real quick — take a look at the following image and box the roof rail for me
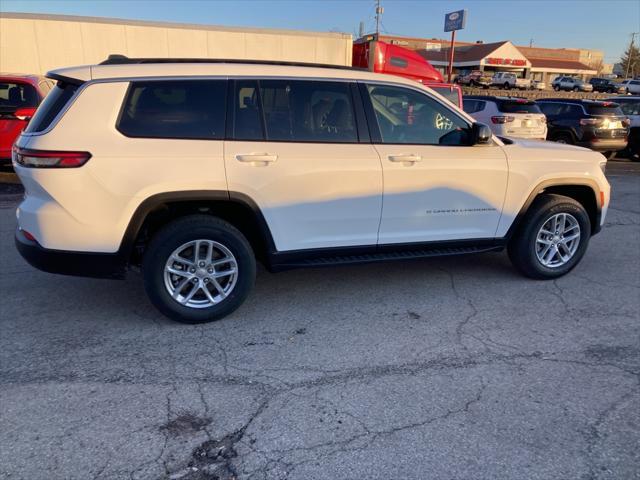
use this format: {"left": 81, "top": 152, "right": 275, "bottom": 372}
{"left": 99, "top": 54, "right": 363, "bottom": 71}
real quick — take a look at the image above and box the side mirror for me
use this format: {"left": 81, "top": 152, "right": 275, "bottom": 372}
{"left": 14, "top": 107, "right": 37, "bottom": 122}
{"left": 472, "top": 122, "right": 493, "bottom": 145}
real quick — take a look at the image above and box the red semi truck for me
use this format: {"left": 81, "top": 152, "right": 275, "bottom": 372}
{"left": 352, "top": 36, "right": 462, "bottom": 107}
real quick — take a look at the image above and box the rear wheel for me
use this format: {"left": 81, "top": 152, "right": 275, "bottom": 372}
{"left": 142, "top": 215, "right": 256, "bottom": 324}
{"left": 573, "top": 86, "right": 579, "bottom": 92}
{"left": 552, "top": 132, "right": 574, "bottom": 144}
{"left": 504, "top": 82, "right": 510, "bottom": 90}
{"left": 508, "top": 194, "right": 591, "bottom": 279}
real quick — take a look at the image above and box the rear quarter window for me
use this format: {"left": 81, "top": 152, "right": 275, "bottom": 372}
{"left": 23, "top": 82, "right": 78, "bottom": 133}
{"left": 117, "top": 80, "right": 227, "bottom": 139}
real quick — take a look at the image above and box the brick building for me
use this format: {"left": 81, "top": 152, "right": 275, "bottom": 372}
{"left": 372, "top": 34, "right": 606, "bottom": 82}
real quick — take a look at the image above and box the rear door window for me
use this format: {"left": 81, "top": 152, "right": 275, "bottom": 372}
{"left": 118, "top": 80, "right": 227, "bottom": 139}
{"left": 259, "top": 80, "right": 358, "bottom": 143}
{"left": 23, "top": 82, "right": 78, "bottom": 133}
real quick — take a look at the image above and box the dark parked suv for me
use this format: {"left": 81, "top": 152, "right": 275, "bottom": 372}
{"left": 589, "top": 77, "right": 625, "bottom": 94}
{"left": 537, "top": 99, "right": 629, "bottom": 157}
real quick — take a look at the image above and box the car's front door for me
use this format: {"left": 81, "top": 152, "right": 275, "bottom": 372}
{"left": 224, "top": 79, "right": 383, "bottom": 252}
{"left": 361, "top": 82, "right": 508, "bottom": 244}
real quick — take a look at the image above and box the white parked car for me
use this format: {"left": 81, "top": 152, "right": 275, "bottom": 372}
{"left": 618, "top": 79, "right": 640, "bottom": 95}
{"left": 531, "top": 80, "right": 546, "bottom": 91}
{"left": 463, "top": 96, "right": 547, "bottom": 140}
{"left": 491, "top": 72, "right": 531, "bottom": 90}
{"left": 13, "top": 57, "right": 610, "bottom": 323}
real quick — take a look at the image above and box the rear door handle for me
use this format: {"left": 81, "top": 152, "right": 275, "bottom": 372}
{"left": 235, "top": 153, "right": 278, "bottom": 165}
{"left": 388, "top": 154, "right": 422, "bottom": 164}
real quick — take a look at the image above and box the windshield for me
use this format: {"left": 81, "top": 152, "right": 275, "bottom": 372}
{"left": 429, "top": 86, "right": 460, "bottom": 107}
{"left": 585, "top": 104, "right": 625, "bottom": 116}
{"left": 0, "top": 82, "right": 38, "bottom": 112}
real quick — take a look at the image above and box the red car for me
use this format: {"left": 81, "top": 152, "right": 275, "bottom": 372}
{"left": 1, "top": 74, "right": 54, "bottom": 167}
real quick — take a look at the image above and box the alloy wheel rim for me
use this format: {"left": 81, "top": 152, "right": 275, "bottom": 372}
{"left": 163, "top": 239, "right": 238, "bottom": 308}
{"left": 535, "top": 213, "right": 581, "bottom": 268}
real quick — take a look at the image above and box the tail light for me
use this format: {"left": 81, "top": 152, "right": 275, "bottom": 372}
{"left": 14, "top": 107, "right": 37, "bottom": 121}
{"left": 491, "top": 116, "right": 515, "bottom": 124}
{"left": 12, "top": 146, "right": 91, "bottom": 168}
{"left": 579, "top": 118, "right": 601, "bottom": 126}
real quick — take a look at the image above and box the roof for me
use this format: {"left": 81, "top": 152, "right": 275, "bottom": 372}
{"left": 528, "top": 58, "right": 595, "bottom": 71}
{"left": 0, "top": 12, "right": 351, "bottom": 39}
{"left": 0, "top": 73, "right": 44, "bottom": 83}
{"left": 419, "top": 41, "right": 512, "bottom": 64}
{"left": 49, "top": 61, "right": 423, "bottom": 86}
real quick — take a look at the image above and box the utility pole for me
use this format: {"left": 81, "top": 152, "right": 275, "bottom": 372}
{"left": 624, "top": 32, "right": 638, "bottom": 79}
{"left": 375, "top": 0, "right": 383, "bottom": 37}
{"left": 529, "top": 38, "right": 533, "bottom": 48}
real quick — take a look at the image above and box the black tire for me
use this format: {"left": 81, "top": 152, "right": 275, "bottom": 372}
{"left": 552, "top": 132, "right": 574, "bottom": 144}
{"left": 553, "top": 85, "right": 560, "bottom": 91}
{"left": 504, "top": 82, "right": 510, "bottom": 90}
{"left": 573, "top": 86, "right": 579, "bottom": 92}
{"left": 142, "top": 215, "right": 256, "bottom": 324}
{"left": 508, "top": 194, "right": 591, "bottom": 279}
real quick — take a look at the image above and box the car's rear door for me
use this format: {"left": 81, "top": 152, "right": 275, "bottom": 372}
{"left": 224, "top": 78, "right": 383, "bottom": 252}
{"left": 361, "top": 82, "right": 508, "bottom": 244}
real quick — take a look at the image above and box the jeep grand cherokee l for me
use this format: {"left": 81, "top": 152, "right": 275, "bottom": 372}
{"left": 13, "top": 57, "right": 611, "bottom": 324}
{"left": 537, "top": 98, "right": 629, "bottom": 158}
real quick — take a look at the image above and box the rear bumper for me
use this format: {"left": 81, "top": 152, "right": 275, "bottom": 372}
{"left": 15, "top": 228, "right": 127, "bottom": 279}
{"left": 577, "top": 139, "right": 628, "bottom": 152}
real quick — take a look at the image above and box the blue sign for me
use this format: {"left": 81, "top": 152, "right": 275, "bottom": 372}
{"left": 444, "top": 9, "right": 467, "bottom": 32}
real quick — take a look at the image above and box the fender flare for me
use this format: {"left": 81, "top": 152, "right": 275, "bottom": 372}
{"left": 504, "top": 178, "right": 602, "bottom": 239}
{"left": 118, "top": 190, "right": 277, "bottom": 261}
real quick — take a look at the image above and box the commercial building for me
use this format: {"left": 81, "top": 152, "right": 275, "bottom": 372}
{"left": 0, "top": 12, "right": 353, "bottom": 75}
{"left": 373, "top": 34, "right": 606, "bottom": 82}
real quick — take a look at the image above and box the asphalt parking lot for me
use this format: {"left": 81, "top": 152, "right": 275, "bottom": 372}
{"left": 0, "top": 161, "right": 638, "bottom": 480}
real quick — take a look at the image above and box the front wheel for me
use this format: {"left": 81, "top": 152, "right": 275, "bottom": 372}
{"left": 508, "top": 194, "right": 591, "bottom": 279}
{"left": 142, "top": 215, "right": 256, "bottom": 324}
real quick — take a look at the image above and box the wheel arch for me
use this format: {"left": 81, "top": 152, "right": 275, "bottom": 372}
{"left": 119, "top": 191, "right": 277, "bottom": 267}
{"left": 506, "top": 179, "right": 602, "bottom": 239}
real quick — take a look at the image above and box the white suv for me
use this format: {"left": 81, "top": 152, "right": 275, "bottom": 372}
{"left": 13, "top": 57, "right": 611, "bottom": 323}
{"left": 463, "top": 96, "right": 547, "bottom": 140}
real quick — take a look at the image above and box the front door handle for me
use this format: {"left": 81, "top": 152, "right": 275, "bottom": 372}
{"left": 388, "top": 154, "right": 422, "bottom": 165}
{"left": 235, "top": 153, "right": 278, "bottom": 166}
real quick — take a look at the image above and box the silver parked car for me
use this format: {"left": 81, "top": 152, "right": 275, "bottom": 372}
{"left": 552, "top": 76, "right": 594, "bottom": 92}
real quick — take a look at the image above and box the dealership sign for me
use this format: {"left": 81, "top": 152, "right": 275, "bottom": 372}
{"left": 487, "top": 57, "right": 527, "bottom": 66}
{"left": 444, "top": 10, "right": 467, "bottom": 32}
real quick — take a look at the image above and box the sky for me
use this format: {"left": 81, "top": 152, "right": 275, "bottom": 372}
{"left": 2, "top": 0, "right": 639, "bottom": 63}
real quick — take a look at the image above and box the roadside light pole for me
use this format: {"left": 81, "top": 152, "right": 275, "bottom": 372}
{"left": 624, "top": 32, "right": 638, "bottom": 79}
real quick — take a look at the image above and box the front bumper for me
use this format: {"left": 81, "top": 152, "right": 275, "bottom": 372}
{"left": 15, "top": 228, "right": 127, "bottom": 279}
